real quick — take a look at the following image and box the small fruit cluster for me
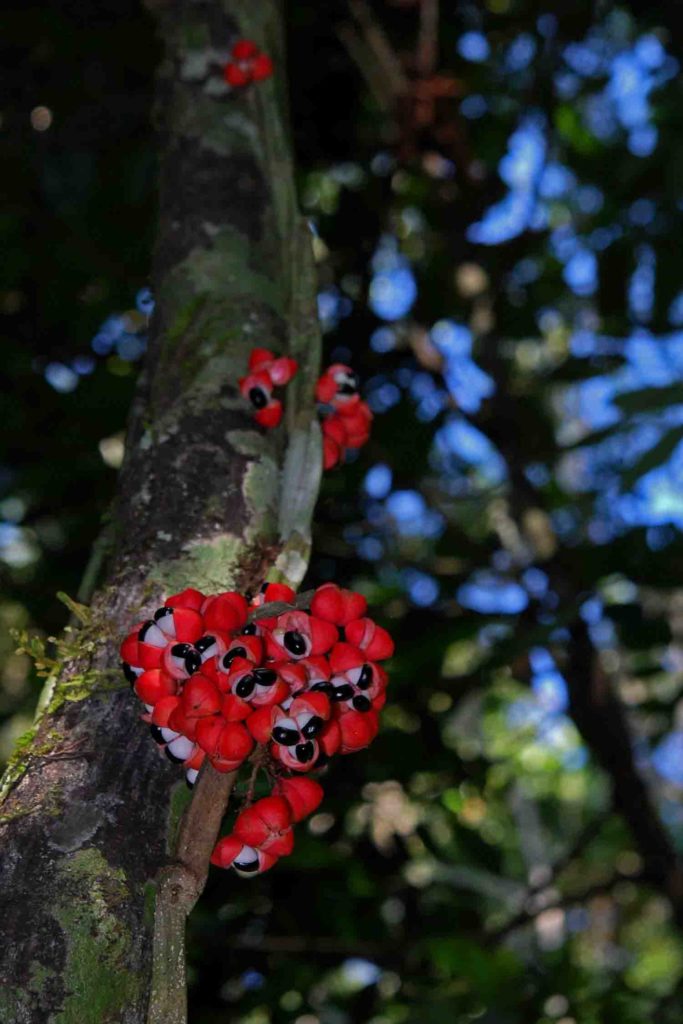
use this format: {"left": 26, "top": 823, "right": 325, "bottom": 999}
{"left": 120, "top": 582, "right": 394, "bottom": 876}
{"left": 211, "top": 777, "right": 322, "bottom": 876}
{"left": 316, "top": 364, "right": 373, "bottom": 470}
{"left": 239, "top": 348, "right": 299, "bottom": 428}
{"left": 223, "top": 40, "right": 273, "bottom": 88}
{"left": 240, "top": 351, "right": 373, "bottom": 470}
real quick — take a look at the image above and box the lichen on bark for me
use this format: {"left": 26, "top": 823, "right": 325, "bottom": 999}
{"left": 0, "top": 1, "right": 322, "bottom": 1020}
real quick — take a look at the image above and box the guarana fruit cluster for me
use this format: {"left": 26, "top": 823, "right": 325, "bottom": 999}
{"left": 239, "top": 348, "right": 298, "bottom": 428}
{"left": 223, "top": 40, "right": 273, "bottom": 88}
{"left": 316, "top": 363, "right": 373, "bottom": 470}
{"left": 240, "top": 350, "right": 373, "bottom": 470}
{"left": 120, "top": 582, "right": 394, "bottom": 876}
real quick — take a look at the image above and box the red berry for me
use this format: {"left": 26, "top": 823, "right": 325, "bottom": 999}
{"left": 345, "top": 617, "right": 394, "bottom": 661}
{"left": 268, "top": 355, "right": 297, "bottom": 385}
{"left": 251, "top": 53, "right": 274, "bottom": 81}
{"left": 277, "top": 777, "right": 324, "bottom": 822}
{"left": 338, "top": 708, "right": 379, "bottom": 753}
{"left": 164, "top": 587, "right": 205, "bottom": 612}
{"left": 254, "top": 399, "right": 282, "bottom": 428}
{"left": 134, "top": 669, "right": 177, "bottom": 706}
{"left": 248, "top": 347, "right": 276, "bottom": 371}
{"left": 311, "top": 583, "right": 367, "bottom": 626}
{"left": 232, "top": 39, "right": 258, "bottom": 61}
{"left": 233, "top": 796, "right": 292, "bottom": 848}
{"left": 202, "top": 592, "right": 248, "bottom": 634}
{"left": 224, "top": 63, "right": 250, "bottom": 87}
{"left": 150, "top": 695, "right": 181, "bottom": 727}
{"left": 323, "top": 435, "right": 342, "bottom": 470}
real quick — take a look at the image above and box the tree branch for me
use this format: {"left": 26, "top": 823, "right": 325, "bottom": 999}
{"left": 147, "top": 764, "right": 237, "bottom": 1024}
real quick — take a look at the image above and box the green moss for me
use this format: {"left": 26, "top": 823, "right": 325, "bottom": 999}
{"left": 46, "top": 669, "right": 122, "bottom": 717}
{"left": 180, "top": 21, "right": 210, "bottom": 50}
{"left": 149, "top": 532, "right": 244, "bottom": 595}
{"left": 175, "top": 90, "right": 258, "bottom": 156}
{"left": 166, "top": 782, "right": 194, "bottom": 854}
{"left": 4, "top": 725, "right": 38, "bottom": 762}
{"left": 1, "top": 602, "right": 123, "bottom": 804}
{"left": 0, "top": 961, "right": 54, "bottom": 1023}
{"left": 52, "top": 848, "right": 143, "bottom": 1023}
{"left": 0, "top": 727, "right": 63, "bottom": 806}
{"left": 185, "top": 228, "right": 284, "bottom": 315}
{"left": 166, "top": 293, "right": 207, "bottom": 345}
{"left": 143, "top": 880, "right": 157, "bottom": 933}
{"left": 226, "top": 429, "right": 270, "bottom": 458}
{"left": 0, "top": 851, "right": 145, "bottom": 1023}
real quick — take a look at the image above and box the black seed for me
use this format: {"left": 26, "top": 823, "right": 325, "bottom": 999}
{"left": 234, "top": 857, "right": 259, "bottom": 873}
{"left": 332, "top": 684, "right": 354, "bottom": 702}
{"left": 357, "top": 664, "right": 373, "bottom": 690}
{"left": 154, "top": 606, "right": 173, "bottom": 621}
{"left": 138, "top": 620, "right": 157, "bottom": 641}
{"left": 338, "top": 381, "right": 357, "bottom": 395}
{"left": 311, "top": 682, "right": 333, "bottom": 695}
{"left": 283, "top": 630, "right": 306, "bottom": 656}
{"left": 253, "top": 668, "right": 277, "bottom": 686}
{"left": 165, "top": 747, "right": 185, "bottom": 764}
{"left": 150, "top": 725, "right": 165, "bottom": 745}
{"left": 302, "top": 715, "right": 323, "bottom": 739}
{"left": 273, "top": 726, "right": 299, "bottom": 746}
{"left": 315, "top": 752, "right": 330, "bottom": 769}
{"left": 242, "top": 623, "right": 257, "bottom": 636}
{"left": 235, "top": 674, "right": 256, "bottom": 698}
{"left": 184, "top": 651, "right": 202, "bottom": 675}
{"left": 295, "top": 741, "right": 315, "bottom": 763}
{"left": 222, "top": 646, "right": 246, "bottom": 669}
{"left": 352, "top": 695, "right": 372, "bottom": 712}
{"left": 195, "top": 635, "right": 217, "bottom": 654}
{"left": 185, "top": 776, "right": 195, "bottom": 790}
{"left": 121, "top": 662, "right": 137, "bottom": 686}
{"left": 249, "top": 386, "right": 268, "bottom": 409}
{"left": 260, "top": 582, "right": 269, "bottom": 593}
{"left": 171, "top": 643, "right": 192, "bottom": 657}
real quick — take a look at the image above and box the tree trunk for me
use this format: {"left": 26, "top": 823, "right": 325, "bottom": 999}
{"left": 0, "top": 2, "right": 321, "bottom": 1020}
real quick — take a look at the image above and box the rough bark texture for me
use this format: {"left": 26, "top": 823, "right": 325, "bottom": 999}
{"left": 0, "top": 2, "right": 321, "bottom": 1020}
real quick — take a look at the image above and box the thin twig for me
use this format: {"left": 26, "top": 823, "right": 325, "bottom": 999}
{"left": 487, "top": 871, "right": 640, "bottom": 944}
{"left": 348, "top": 0, "right": 409, "bottom": 93}
{"left": 416, "top": 0, "right": 439, "bottom": 79}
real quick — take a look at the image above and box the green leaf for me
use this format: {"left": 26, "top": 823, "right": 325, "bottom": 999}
{"left": 554, "top": 104, "right": 599, "bottom": 154}
{"left": 56, "top": 591, "right": 92, "bottom": 625}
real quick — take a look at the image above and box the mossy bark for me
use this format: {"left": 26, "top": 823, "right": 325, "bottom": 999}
{"left": 0, "top": 1, "right": 321, "bottom": 1021}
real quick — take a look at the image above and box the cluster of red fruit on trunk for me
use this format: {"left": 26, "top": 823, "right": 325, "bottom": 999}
{"left": 223, "top": 40, "right": 273, "bottom": 88}
{"left": 239, "top": 350, "right": 372, "bottom": 470}
{"left": 316, "top": 364, "right": 373, "bottom": 470}
{"left": 239, "top": 348, "right": 298, "bottom": 428}
{"left": 120, "top": 581, "right": 393, "bottom": 876}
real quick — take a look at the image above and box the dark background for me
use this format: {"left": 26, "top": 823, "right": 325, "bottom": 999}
{"left": 4, "top": 1, "right": 683, "bottom": 1021}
